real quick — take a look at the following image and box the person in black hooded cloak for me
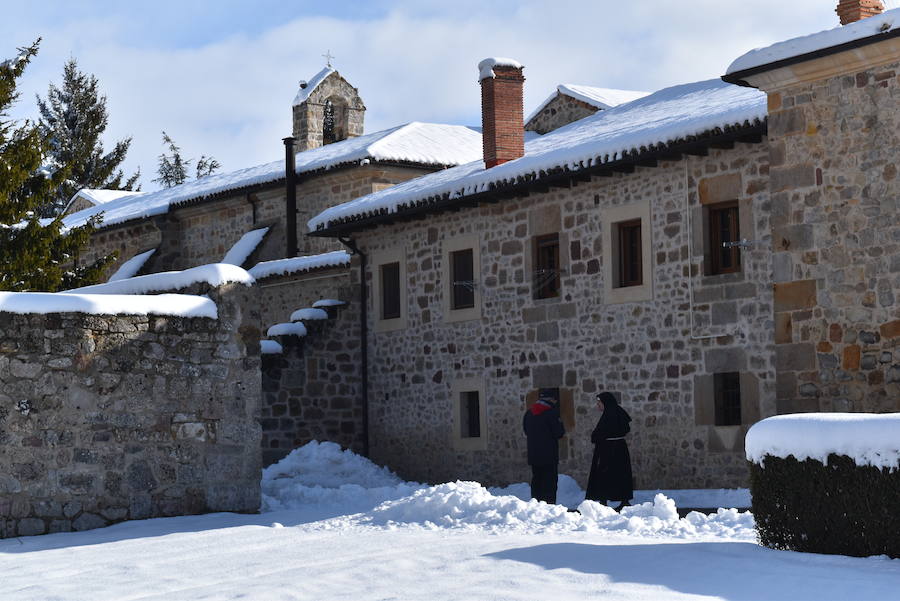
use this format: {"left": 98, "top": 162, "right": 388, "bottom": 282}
{"left": 585, "top": 391, "right": 633, "bottom": 510}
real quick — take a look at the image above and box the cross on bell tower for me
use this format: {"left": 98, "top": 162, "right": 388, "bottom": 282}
{"left": 323, "top": 50, "right": 335, "bottom": 68}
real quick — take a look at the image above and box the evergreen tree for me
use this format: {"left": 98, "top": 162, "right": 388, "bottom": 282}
{"left": 0, "top": 40, "right": 114, "bottom": 291}
{"left": 36, "top": 58, "right": 139, "bottom": 217}
{"left": 153, "top": 131, "right": 220, "bottom": 187}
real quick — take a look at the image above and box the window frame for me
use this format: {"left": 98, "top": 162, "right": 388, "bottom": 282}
{"left": 372, "top": 248, "right": 407, "bottom": 332}
{"left": 451, "top": 378, "right": 487, "bottom": 451}
{"left": 713, "top": 372, "right": 742, "bottom": 427}
{"left": 441, "top": 234, "right": 482, "bottom": 323}
{"left": 603, "top": 201, "right": 654, "bottom": 304}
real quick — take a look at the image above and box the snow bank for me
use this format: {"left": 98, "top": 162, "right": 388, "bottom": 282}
{"left": 248, "top": 251, "right": 351, "bottom": 279}
{"left": 290, "top": 307, "right": 328, "bottom": 322}
{"left": 69, "top": 263, "right": 254, "bottom": 295}
{"left": 727, "top": 7, "right": 900, "bottom": 76}
{"left": 0, "top": 292, "right": 217, "bottom": 318}
{"left": 222, "top": 227, "right": 269, "bottom": 266}
{"left": 108, "top": 248, "right": 155, "bottom": 282}
{"left": 746, "top": 413, "right": 900, "bottom": 470}
{"left": 262, "top": 442, "right": 755, "bottom": 539}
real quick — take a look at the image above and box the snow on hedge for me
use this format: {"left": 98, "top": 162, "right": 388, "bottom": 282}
{"left": 0, "top": 291, "right": 217, "bottom": 318}
{"left": 526, "top": 84, "right": 649, "bottom": 123}
{"left": 267, "top": 322, "right": 307, "bottom": 337}
{"left": 222, "top": 227, "right": 269, "bottom": 266}
{"left": 108, "top": 248, "right": 155, "bottom": 282}
{"left": 309, "top": 78, "right": 765, "bottom": 232}
{"left": 260, "top": 340, "right": 283, "bottom": 354}
{"left": 262, "top": 441, "right": 755, "bottom": 538}
{"left": 70, "top": 263, "right": 254, "bottom": 295}
{"left": 746, "top": 413, "right": 900, "bottom": 470}
{"left": 727, "top": 7, "right": 900, "bottom": 76}
{"left": 248, "top": 250, "right": 350, "bottom": 279}
{"left": 290, "top": 307, "right": 328, "bottom": 322}
{"left": 312, "top": 298, "right": 346, "bottom": 308}
{"left": 62, "top": 123, "right": 482, "bottom": 231}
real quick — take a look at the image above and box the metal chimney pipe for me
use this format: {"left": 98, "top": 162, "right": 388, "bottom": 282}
{"left": 283, "top": 136, "right": 298, "bottom": 257}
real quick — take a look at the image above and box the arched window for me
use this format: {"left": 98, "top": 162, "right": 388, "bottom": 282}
{"left": 323, "top": 99, "right": 336, "bottom": 144}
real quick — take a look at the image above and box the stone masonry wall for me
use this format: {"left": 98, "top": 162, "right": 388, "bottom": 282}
{"left": 257, "top": 268, "right": 351, "bottom": 329}
{"left": 260, "top": 280, "right": 362, "bottom": 466}
{"left": 0, "top": 283, "right": 262, "bottom": 538}
{"left": 356, "top": 142, "right": 773, "bottom": 489}
{"left": 767, "top": 58, "right": 900, "bottom": 414}
{"left": 525, "top": 94, "right": 600, "bottom": 134}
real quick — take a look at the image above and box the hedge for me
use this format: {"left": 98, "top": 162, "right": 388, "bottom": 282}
{"left": 750, "top": 454, "right": 899, "bottom": 558}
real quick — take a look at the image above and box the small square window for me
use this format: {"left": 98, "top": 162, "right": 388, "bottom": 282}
{"left": 380, "top": 262, "right": 401, "bottom": 320}
{"left": 451, "top": 249, "right": 475, "bottom": 310}
{"left": 460, "top": 391, "right": 481, "bottom": 439}
{"left": 708, "top": 202, "right": 741, "bottom": 275}
{"left": 534, "top": 234, "right": 560, "bottom": 299}
{"left": 714, "top": 372, "right": 742, "bottom": 426}
{"left": 617, "top": 219, "right": 642, "bottom": 288}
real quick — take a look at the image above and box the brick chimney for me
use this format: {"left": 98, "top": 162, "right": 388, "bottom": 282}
{"left": 478, "top": 57, "right": 525, "bottom": 169}
{"left": 836, "top": 0, "right": 884, "bottom": 25}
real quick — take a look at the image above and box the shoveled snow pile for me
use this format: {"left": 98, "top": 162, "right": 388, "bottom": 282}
{"left": 746, "top": 413, "right": 900, "bottom": 469}
{"left": 262, "top": 442, "right": 755, "bottom": 539}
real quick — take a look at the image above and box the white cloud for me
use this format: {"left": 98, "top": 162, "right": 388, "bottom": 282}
{"left": 5, "top": 1, "right": 861, "bottom": 191}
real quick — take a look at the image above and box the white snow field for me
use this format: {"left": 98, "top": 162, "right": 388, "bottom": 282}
{"left": 2, "top": 442, "right": 898, "bottom": 601}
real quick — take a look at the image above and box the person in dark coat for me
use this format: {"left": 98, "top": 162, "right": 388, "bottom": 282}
{"left": 585, "top": 391, "right": 633, "bottom": 510}
{"left": 522, "top": 392, "right": 566, "bottom": 504}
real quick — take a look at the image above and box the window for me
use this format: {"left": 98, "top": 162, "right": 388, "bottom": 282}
{"left": 714, "top": 372, "right": 742, "bottom": 426}
{"left": 380, "top": 262, "right": 401, "bottom": 319}
{"left": 451, "top": 249, "right": 475, "bottom": 310}
{"left": 459, "top": 391, "right": 481, "bottom": 438}
{"left": 708, "top": 202, "right": 741, "bottom": 275}
{"left": 617, "top": 219, "right": 642, "bottom": 288}
{"left": 534, "top": 233, "right": 561, "bottom": 299}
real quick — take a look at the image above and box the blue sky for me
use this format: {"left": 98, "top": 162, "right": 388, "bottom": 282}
{"left": 3, "top": 1, "right": 887, "bottom": 192}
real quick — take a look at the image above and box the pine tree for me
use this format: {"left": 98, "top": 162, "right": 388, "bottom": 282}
{"left": 153, "top": 131, "right": 220, "bottom": 187}
{"left": 36, "top": 58, "right": 140, "bottom": 218}
{"left": 0, "top": 40, "right": 114, "bottom": 291}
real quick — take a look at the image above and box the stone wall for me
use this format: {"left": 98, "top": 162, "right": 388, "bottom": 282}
{"left": 257, "top": 267, "right": 351, "bottom": 329}
{"left": 0, "top": 283, "right": 262, "bottom": 538}
{"left": 354, "top": 142, "right": 773, "bottom": 489}
{"left": 525, "top": 94, "right": 600, "bottom": 134}
{"left": 765, "top": 56, "right": 900, "bottom": 413}
{"left": 260, "top": 281, "right": 362, "bottom": 466}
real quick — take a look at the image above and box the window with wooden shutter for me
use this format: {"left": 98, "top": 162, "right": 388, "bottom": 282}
{"left": 709, "top": 202, "right": 741, "bottom": 275}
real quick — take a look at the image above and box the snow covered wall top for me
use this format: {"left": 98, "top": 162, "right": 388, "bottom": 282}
{"left": 309, "top": 77, "right": 766, "bottom": 232}
{"left": 0, "top": 292, "right": 217, "bottom": 318}
{"left": 745, "top": 413, "right": 900, "bottom": 470}
{"left": 726, "top": 7, "right": 900, "bottom": 76}
{"left": 62, "top": 122, "right": 483, "bottom": 231}
{"left": 69, "top": 263, "right": 254, "bottom": 295}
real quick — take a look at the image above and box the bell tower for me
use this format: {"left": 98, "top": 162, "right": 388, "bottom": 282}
{"left": 291, "top": 65, "right": 366, "bottom": 152}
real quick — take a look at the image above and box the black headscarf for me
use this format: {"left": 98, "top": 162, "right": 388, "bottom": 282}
{"left": 592, "top": 392, "right": 632, "bottom": 441}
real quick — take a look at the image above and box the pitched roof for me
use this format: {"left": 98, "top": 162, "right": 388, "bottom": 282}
{"left": 308, "top": 78, "right": 766, "bottom": 235}
{"left": 62, "top": 122, "right": 483, "bottom": 231}
{"left": 292, "top": 67, "right": 335, "bottom": 106}
{"left": 526, "top": 84, "right": 649, "bottom": 123}
{"left": 725, "top": 7, "right": 900, "bottom": 82}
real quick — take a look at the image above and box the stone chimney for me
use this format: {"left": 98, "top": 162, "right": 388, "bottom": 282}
{"left": 836, "top": 0, "right": 884, "bottom": 25}
{"left": 478, "top": 58, "right": 525, "bottom": 169}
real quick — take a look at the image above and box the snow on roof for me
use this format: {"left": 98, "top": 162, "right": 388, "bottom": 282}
{"left": 74, "top": 188, "right": 141, "bottom": 206}
{"left": 292, "top": 67, "right": 335, "bottom": 107}
{"left": 726, "top": 7, "right": 900, "bottom": 76}
{"left": 290, "top": 307, "right": 328, "bottom": 322}
{"left": 222, "top": 227, "right": 269, "bottom": 266}
{"left": 746, "top": 413, "right": 900, "bottom": 470}
{"left": 108, "top": 248, "right": 156, "bottom": 282}
{"left": 248, "top": 250, "right": 351, "bottom": 279}
{"left": 0, "top": 291, "right": 217, "bottom": 318}
{"left": 478, "top": 57, "right": 524, "bottom": 80}
{"left": 309, "top": 78, "right": 766, "bottom": 232}
{"left": 62, "top": 122, "right": 483, "bottom": 231}
{"left": 69, "top": 263, "right": 254, "bottom": 295}
{"left": 526, "top": 84, "right": 650, "bottom": 123}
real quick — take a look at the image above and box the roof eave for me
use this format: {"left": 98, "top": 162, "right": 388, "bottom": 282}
{"left": 722, "top": 28, "right": 900, "bottom": 88}
{"left": 309, "top": 121, "right": 768, "bottom": 239}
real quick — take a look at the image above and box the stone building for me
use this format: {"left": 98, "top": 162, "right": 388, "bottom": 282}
{"left": 305, "top": 3, "right": 900, "bottom": 489}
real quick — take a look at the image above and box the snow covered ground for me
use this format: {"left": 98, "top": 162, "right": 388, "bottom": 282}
{"left": 2, "top": 442, "right": 898, "bottom": 601}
